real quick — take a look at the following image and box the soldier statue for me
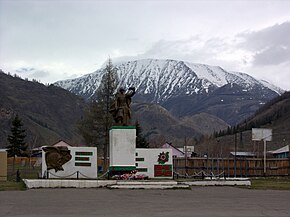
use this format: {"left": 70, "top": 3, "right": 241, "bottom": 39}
{"left": 110, "top": 87, "right": 136, "bottom": 126}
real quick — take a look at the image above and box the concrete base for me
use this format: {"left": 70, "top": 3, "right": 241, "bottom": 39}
{"left": 24, "top": 179, "right": 251, "bottom": 189}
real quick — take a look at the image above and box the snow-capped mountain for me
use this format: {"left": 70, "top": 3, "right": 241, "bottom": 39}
{"left": 54, "top": 59, "right": 283, "bottom": 125}
{"left": 55, "top": 59, "right": 283, "bottom": 102}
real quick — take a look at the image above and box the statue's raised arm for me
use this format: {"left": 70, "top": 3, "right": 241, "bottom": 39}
{"left": 126, "top": 87, "right": 136, "bottom": 97}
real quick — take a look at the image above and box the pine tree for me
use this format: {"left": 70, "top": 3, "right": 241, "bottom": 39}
{"left": 78, "top": 101, "right": 100, "bottom": 146}
{"left": 78, "top": 58, "right": 118, "bottom": 170}
{"left": 6, "top": 114, "right": 27, "bottom": 172}
{"left": 136, "top": 121, "right": 149, "bottom": 148}
{"left": 96, "top": 58, "right": 118, "bottom": 170}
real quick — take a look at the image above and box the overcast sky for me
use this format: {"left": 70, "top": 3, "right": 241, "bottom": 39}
{"left": 0, "top": 0, "right": 290, "bottom": 90}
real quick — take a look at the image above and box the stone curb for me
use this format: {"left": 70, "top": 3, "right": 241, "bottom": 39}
{"left": 181, "top": 180, "right": 251, "bottom": 186}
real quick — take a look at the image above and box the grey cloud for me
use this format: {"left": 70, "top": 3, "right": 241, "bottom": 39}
{"left": 239, "top": 22, "right": 290, "bottom": 50}
{"left": 204, "top": 37, "right": 228, "bottom": 50}
{"left": 238, "top": 21, "right": 290, "bottom": 66}
{"left": 114, "top": 21, "right": 290, "bottom": 72}
{"left": 112, "top": 36, "right": 239, "bottom": 72}
{"left": 138, "top": 36, "right": 224, "bottom": 64}
{"left": 29, "top": 70, "right": 50, "bottom": 78}
{"left": 16, "top": 67, "right": 36, "bottom": 73}
{"left": 253, "top": 46, "right": 290, "bottom": 66}
{"left": 15, "top": 67, "right": 50, "bottom": 78}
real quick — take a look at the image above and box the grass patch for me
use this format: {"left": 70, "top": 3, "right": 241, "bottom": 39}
{"left": 250, "top": 177, "right": 290, "bottom": 190}
{"left": 0, "top": 180, "right": 27, "bottom": 191}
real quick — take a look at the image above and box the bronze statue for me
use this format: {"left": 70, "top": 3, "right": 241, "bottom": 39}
{"left": 110, "top": 87, "right": 136, "bottom": 126}
{"left": 43, "top": 146, "right": 72, "bottom": 172}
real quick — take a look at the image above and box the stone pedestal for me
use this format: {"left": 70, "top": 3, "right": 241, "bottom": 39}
{"left": 109, "top": 126, "right": 136, "bottom": 174}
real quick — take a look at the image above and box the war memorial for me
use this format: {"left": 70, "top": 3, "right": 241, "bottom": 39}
{"left": 24, "top": 87, "right": 186, "bottom": 189}
{"left": 24, "top": 87, "right": 251, "bottom": 189}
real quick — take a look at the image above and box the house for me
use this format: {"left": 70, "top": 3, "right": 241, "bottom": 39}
{"left": 32, "top": 140, "right": 72, "bottom": 157}
{"left": 31, "top": 140, "right": 71, "bottom": 157}
{"left": 162, "top": 142, "right": 184, "bottom": 158}
{"left": 52, "top": 140, "right": 72, "bottom": 147}
{"left": 269, "top": 145, "right": 289, "bottom": 158}
{"left": 162, "top": 143, "right": 196, "bottom": 158}
{"left": 31, "top": 147, "right": 43, "bottom": 157}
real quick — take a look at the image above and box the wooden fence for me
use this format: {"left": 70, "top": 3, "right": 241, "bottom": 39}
{"left": 6, "top": 157, "right": 290, "bottom": 179}
{"left": 173, "top": 157, "right": 290, "bottom": 177}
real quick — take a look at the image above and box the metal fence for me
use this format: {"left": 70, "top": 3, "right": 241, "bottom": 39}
{"left": 7, "top": 157, "right": 41, "bottom": 181}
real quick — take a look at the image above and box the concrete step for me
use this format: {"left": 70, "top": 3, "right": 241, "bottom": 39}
{"left": 116, "top": 180, "right": 178, "bottom": 185}
{"left": 108, "top": 180, "right": 190, "bottom": 189}
{"left": 108, "top": 184, "right": 190, "bottom": 189}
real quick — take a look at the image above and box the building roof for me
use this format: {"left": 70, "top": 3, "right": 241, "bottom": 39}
{"left": 162, "top": 142, "right": 184, "bottom": 154}
{"left": 52, "top": 140, "right": 72, "bottom": 147}
{"left": 230, "top": 152, "right": 256, "bottom": 157}
{"left": 269, "top": 145, "right": 289, "bottom": 154}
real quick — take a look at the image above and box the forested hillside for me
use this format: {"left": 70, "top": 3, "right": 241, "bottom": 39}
{"left": 0, "top": 71, "right": 85, "bottom": 148}
{"left": 197, "top": 91, "right": 290, "bottom": 156}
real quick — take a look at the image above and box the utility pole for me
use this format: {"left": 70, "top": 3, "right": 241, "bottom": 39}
{"left": 263, "top": 139, "right": 267, "bottom": 176}
{"left": 104, "top": 59, "right": 112, "bottom": 171}
{"left": 288, "top": 144, "right": 290, "bottom": 177}
{"left": 234, "top": 133, "right": 237, "bottom": 177}
{"left": 184, "top": 137, "right": 188, "bottom": 176}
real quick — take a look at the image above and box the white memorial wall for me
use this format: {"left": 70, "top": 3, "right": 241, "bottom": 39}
{"left": 42, "top": 147, "right": 97, "bottom": 179}
{"left": 135, "top": 148, "right": 173, "bottom": 179}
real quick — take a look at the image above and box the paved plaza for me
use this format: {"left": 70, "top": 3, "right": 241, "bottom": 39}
{"left": 0, "top": 187, "right": 289, "bottom": 217}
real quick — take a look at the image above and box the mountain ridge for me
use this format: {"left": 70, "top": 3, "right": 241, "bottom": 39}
{"left": 54, "top": 59, "right": 282, "bottom": 125}
{"left": 55, "top": 59, "right": 284, "bottom": 97}
{"left": 55, "top": 59, "right": 283, "bottom": 101}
